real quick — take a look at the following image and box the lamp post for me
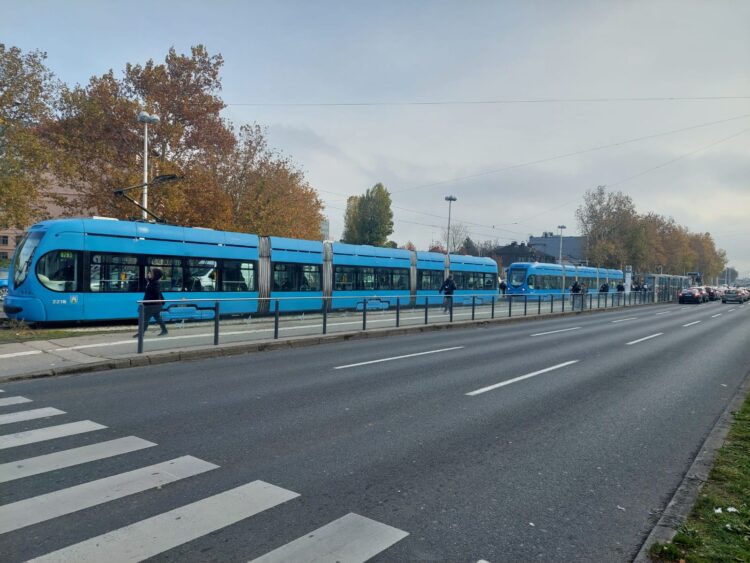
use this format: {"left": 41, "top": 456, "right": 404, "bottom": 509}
{"left": 445, "top": 195, "right": 457, "bottom": 253}
{"left": 137, "top": 111, "right": 160, "bottom": 220}
{"left": 557, "top": 224, "right": 566, "bottom": 291}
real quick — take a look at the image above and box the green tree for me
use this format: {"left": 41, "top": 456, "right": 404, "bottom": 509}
{"left": 341, "top": 183, "right": 393, "bottom": 246}
{"left": 0, "top": 44, "right": 59, "bottom": 228}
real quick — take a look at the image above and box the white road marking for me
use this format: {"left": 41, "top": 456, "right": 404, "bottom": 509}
{"left": 626, "top": 333, "right": 663, "bottom": 346}
{"left": 728, "top": 308, "right": 736, "bottom": 312}
{"left": 0, "top": 407, "right": 65, "bottom": 426}
{"left": 0, "top": 420, "right": 105, "bottom": 450}
{"left": 0, "top": 396, "right": 33, "bottom": 407}
{"left": 0, "top": 436, "right": 156, "bottom": 483}
{"left": 28, "top": 481, "right": 298, "bottom": 563}
{"left": 530, "top": 327, "right": 581, "bottom": 337}
{"left": 0, "top": 350, "right": 42, "bottom": 359}
{"left": 683, "top": 321, "right": 701, "bottom": 327}
{"left": 655, "top": 311, "right": 672, "bottom": 315}
{"left": 711, "top": 313, "right": 722, "bottom": 318}
{"left": 334, "top": 347, "right": 464, "bottom": 370}
{"left": 611, "top": 317, "right": 638, "bottom": 323}
{"left": 251, "top": 512, "right": 408, "bottom": 563}
{"left": 0, "top": 455, "right": 218, "bottom": 534}
{"left": 466, "top": 360, "right": 580, "bottom": 396}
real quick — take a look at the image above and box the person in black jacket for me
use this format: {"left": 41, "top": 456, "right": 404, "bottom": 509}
{"left": 439, "top": 275, "right": 456, "bottom": 313}
{"left": 133, "top": 268, "right": 168, "bottom": 337}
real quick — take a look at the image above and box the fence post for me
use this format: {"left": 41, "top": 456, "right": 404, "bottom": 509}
{"left": 491, "top": 296, "right": 495, "bottom": 319}
{"left": 274, "top": 299, "right": 280, "bottom": 339}
{"left": 524, "top": 295, "right": 528, "bottom": 316}
{"left": 322, "top": 298, "right": 328, "bottom": 334}
{"left": 551, "top": 294, "right": 554, "bottom": 313}
{"left": 589, "top": 293, "right": 592, "bottom": 310}
{"left": 396, "top": 297, "right": 400, "bottom": 327}
{"left": 424, "top": 298, "right": 429, "bottom": 324}
{"left": 137, "top": 303, "right": 145, "bottom": 354}
{"left": 471, "top": 295, "right": 476, "bottom": 320}
{"left": 449, "top": 296, "right": 454, "bottom": 322}
{"left": 508, "top": 295, "right": 512, "bottom": 317}
{"left": 562, "top": 293, "right": 566, "bottom": 313}
{"left": 214, "top": 301, "right": 220, "bottom": 345}
{"left": 537, "top": 295, "right": 541, "bottom": 315}
{"left": 363, "top": 299, "right": 367, "bottom": 331}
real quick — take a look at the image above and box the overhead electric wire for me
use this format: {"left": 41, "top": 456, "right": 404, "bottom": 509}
{"left": 391, "top": 113, "right": 750, "bottom": 194}
{"left": 228, "top": 96, "right": 750, "bottom": 107}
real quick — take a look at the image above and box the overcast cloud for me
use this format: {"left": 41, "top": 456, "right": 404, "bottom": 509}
{"left": 4, "top": 0, "right": 749, "bottom": 275}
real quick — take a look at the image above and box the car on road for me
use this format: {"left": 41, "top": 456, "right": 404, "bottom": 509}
{"left": 722, "top": 289, "right": 745, "bottom": 304}
{"left": 0, "top": 268, "right": 8, "bottom": 301}
{"left": 706, "top": 286, "right": 721, "bottom": 301}
{"left": 678, "top": 287, "right": 703, "bottom": 304}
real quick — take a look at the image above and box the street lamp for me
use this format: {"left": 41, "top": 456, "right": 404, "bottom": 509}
{"left": 445, "top": 195, "right": 457, "bottom": 254}
{"left": 137, "top": 111, "right": 160, "bottom": 220}
{"left": 557, "top": 224, "right": 566, "bottom": 290}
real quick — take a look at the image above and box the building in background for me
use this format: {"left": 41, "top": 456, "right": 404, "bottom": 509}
{"left": 528, "top": 232, "right": 587, "bottom": 265}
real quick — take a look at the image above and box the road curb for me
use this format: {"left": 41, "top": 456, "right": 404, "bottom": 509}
{"left": 0, "top": 302, "right": 658, "bottom": 383}
{"left": 633, "top": 367, "right": 750, "bottom": 562}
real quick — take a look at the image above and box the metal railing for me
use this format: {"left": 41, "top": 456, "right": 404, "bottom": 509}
{"left": 135, "top": 291, "right": 660, "bottom": 353}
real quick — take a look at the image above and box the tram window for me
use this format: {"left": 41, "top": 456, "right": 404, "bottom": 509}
{"left": 334, "top": 266, "right": 356, "bottom": 290}
{"left": 90, "top": 254, "right": 139, "bottom": 292}
{"left": 186, "top": 259, "right": 217, "bottom": 292}
{"left": 508, "top": 268, "right": 527, "bottom": 287}
{"left": 148, "top": 257, "right": 184, "bottom": 292}
{"left": 273, "top": 263, "right": 294, "bottom": 291}
{"left": 222, "top": 260, "right": 255, "bottom": 292}
{"left": 417, "top": 270, "right": 442, "bottom": 290}
{"left": 301, "top": 265, "right": 321, "bottom": 291}
{"left": 13, "top": 231, "right": 44, "bottom": 288}
{"left": 37, "top": 250, "right": 79, "bottom": 292}
{"left": 360, "top": 267, "right": 375, "bottom": 290}
{"left": 392, "top": 269, "right": 409, "bottom": 290}
{"left": 527, "top": 275, "right": 536, "bottom": 289}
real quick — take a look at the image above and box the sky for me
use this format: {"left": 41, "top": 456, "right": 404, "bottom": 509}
{"left": 4, "top": 1, "right": 749, "bottom": 276}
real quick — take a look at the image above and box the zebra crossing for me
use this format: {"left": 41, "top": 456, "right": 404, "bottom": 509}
{"left": 0, "top": 390, "right": 409, "bottom": 562}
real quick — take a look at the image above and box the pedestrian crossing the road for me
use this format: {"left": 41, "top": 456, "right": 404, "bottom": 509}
{"left": 0, "top": 393, "right": 409, "bottom": 562}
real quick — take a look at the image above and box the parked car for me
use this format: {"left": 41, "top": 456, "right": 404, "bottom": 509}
{"left": 679, "top": 287, "right": 703, "bottom": 304}
{"left": 722, "top": 289, "right": 744, "bottom": 304}
{"left": 0, "top": 268, "right": 8, "bottom": 300}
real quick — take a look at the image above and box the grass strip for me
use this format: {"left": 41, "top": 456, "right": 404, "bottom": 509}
{"left": 650, "top": 395, "right": 750, "bottom": 561}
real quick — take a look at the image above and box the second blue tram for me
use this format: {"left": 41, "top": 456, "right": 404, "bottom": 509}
{"left": 4, "top": 218, "right": 498, "bottom": 324}
{"left": 505, "top": 262, "right": 624, "bottom": 297}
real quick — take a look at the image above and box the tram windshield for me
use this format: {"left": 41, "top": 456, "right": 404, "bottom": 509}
{"left": 508, "top": 267, "right": 527, "bottom": 287}
{"left": 12, "top": 231, "right": 45, "bottom": 288}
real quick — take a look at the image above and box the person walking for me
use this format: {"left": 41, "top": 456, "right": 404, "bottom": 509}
{"left": 499, "top": 279, "right": 507, "bottom": 296}
{"left": 571, "top": 280, "right": 581, "bottom": 311}
{"left": 439, "top": 274, "right": 456, "bottom": 313}
{"left": 134, "top": 268, "right": 168, "bottom": 338}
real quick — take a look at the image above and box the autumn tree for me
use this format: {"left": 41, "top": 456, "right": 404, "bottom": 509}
{"left": 220, "top": 124, "right": 324, "bottom": 239}
{"left": 44, "top": 45, "right": 236, "bottom": 228}
{"left": 341, "top": 183, "right": 393, "bottom": 246}
{"left": 443, "top": 222, "right": 469, "bottom": 253}
{"left": 0, "top": 45, "right": 59, "bottom": 228}
{"left": 576, "top": 185, "right": 640, "bottom": 268}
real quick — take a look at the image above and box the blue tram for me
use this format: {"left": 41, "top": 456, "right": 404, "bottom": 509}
{"left": 505, "top": 262, "right": 624, "bottom": 297}
{"left": 4, "top": 218, "right": 498, "bottom": 323}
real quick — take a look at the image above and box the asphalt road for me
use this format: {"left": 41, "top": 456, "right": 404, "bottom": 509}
{"left": 1, "top": 301, "right": 748, "bottom": 562}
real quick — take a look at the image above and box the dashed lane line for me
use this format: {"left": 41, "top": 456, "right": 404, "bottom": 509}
{"left": 334, "top": 347, "right": 464, "bottom": 370}
{"left": 711, "top": 313, "right": 722, "bottom": 318}
{"left": 683, "top": 321, "right": 701, "bottom": 327}
{"left": 611, "top": 317, "right": 638, "bottom": 323}
{"left": 466, "top": 360, "right": 580, "bottom": 396}
{"left": 626, "top": 333, "right": 663, "bottom": 346}
{"left": 530, "top": 327, "right": 581, "bottom": 337}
